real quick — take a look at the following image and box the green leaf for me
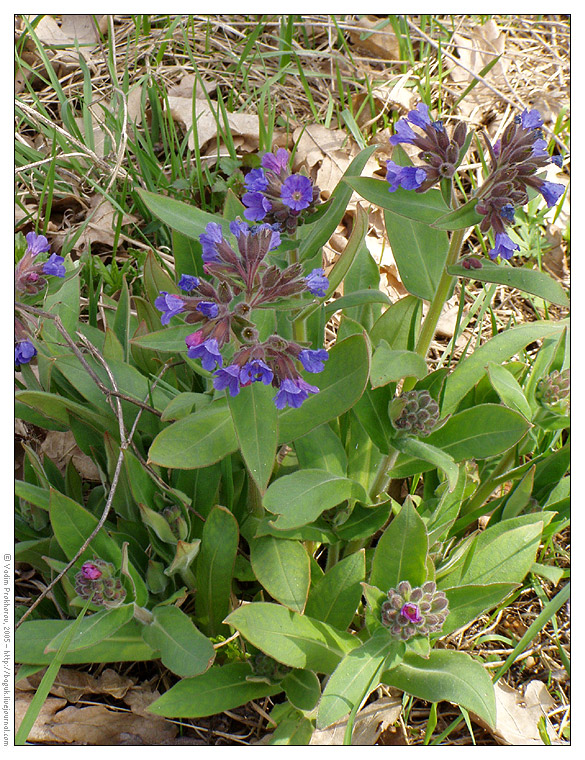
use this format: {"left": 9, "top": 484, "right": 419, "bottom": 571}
{"left": 228, "top": 381, "right": 278, "bottom": 493}
{"left": 370, "top": 497, "right": 428, "bottom": 592}
{"left": 44, "top": 605, "right": 135, "bottom": 653}
{"left": 441, "top": 320, "right": 568, "bottom": 415}
{"left": 370, "top": 344, "right": 428, "bottom": 387}
{"left": 294, "top": 424, "right": 348, "bottom": 477}
{"left": 323, "top": 289, "right": 391, "bottom": 316}
{"left": 147, "top": 662, "right": 282, "bottom": 718}
{"left": 447, "top": 260, "right": 569, "bottom": 307}
{"left": 112, "top": 276, "right": 131, "bottom": 360}
{"left": 345, "top": 178, "right": 449, "bottom": 223}
{"left": 130, "top": 323, "right": 197, "bottom": 353}
{"left": 141, "top": 605, "right": 215, "bottom": 678}
{"left": 282, "top": 668, "right": 322, "bottom": 712}
{"left": 16, "top": 619, "right": 157, "bottom": 665}
{"left": 278, "top": 334, "right": 371, "bottom": 443}
{"left": 268, "top": 712, "right": 314, "bottom": 745}
{"left": 143, "top": 249, "right": 179, "bottom": 306}
{"left": 15, "top": 481, "right": 50, "bottom": 511}
{"left": 384, "top": 209, "right": 449, "bottom": 301}
{"left": 138, "top": 503, "right": 177, "bottom": 544}
{"left": 195, "top": 505, "right": 239, "bottom": 636}
{"left": 369, "top": 295, "right": 422, "bottom": 351}
{"left": 263, "top": 469, "right": 367, "bottom": 531}
{"left": 317, "top": 630, "right": 403, "bottom": 729}
{"left": 138, "top": 187, "right": 227, "bottom": 241}
{"left": 352, "top": 386, "right": 395, "bottom": 455}
{"left": 440, "top": 583, "right": 518, "bottom": 636}
{"left": 305, "top": 550, "right": 365, "bottom": 630}
{"left": 382, "top": 649, "right": 496, "bottom": 729}
{"left": 225, "top": 602, "right": 359, "bottom": 674}
{"left": 486, "top": 362, "right": 533, "bottom": 419}
{"left": 250, "top": 536, "right": 311, "bottom": 613}
{"left": 431, "top": 197, "right": 483, "bottom": 230}
{"left": 148, "top": 402, "right": 239, "bottom": 469}
{"left": 393, "top": 437, "right": 459, "bottom": 493}
{"left": 334, "top": 502, "right": 392, "bottom": 543}
{"left": 501, "top": 465, "right": 536, "bottom": 520}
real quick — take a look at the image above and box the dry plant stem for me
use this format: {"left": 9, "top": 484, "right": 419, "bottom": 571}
{"left": 15, "top": 302, "right": 162, "bottom": 418}
{"left": 16, "top": 355, "right": 172, "bottom": 629}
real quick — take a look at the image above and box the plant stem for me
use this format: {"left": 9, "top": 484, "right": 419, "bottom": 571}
{"left": 369, "top": 446, "right": 400, "bottom": 501}
{"left": 459, "top": 449, "right": 516, "bottom": 518}
{"left": 288, "top": 232, "right": 308, "bottom": 344}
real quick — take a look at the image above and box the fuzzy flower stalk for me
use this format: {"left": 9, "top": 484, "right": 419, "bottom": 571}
{"left": 154, "top": 219, "right": 330, "bottom": 409}
{"left": 381, "top": 580, "right": 449, "bottom": 640}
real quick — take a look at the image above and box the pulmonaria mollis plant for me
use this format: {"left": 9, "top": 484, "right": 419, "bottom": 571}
{"left": 155, "top": 218, "right": 330, "bottom": 409}
{"left": 242, "top": 147, "right": 321, "bottom": 232}
{"left": 74, "top": 560, "right": 126, "bottom": 608}
{"left": 381, "top": 580, "right": 449, "bottom": 641}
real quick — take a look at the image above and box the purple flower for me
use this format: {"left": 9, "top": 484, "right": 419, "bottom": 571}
{"left": 537, "top": 180, "right": 565, "bottom": 208}
{"left": 187, "top": 337, "right": 223, "bottom": 371}
{"left": 244, "top": 168, "right": 268, "bottom": 192}
{"left": 200, "top": 222, "right": 225, "bottom": 263}
{"left": 551, "top": 154, "right": 563, "bottom": 168}
{"left": 400, "top": 602, "right": 423, "bottom": 624}
{"left": 213, "top": 364, "right": 242, "bottom": 397}
{"left": 261, "top": 148, "right": 290, "bottom": 174}
{"left": 531, "top": 138, "right": 549, "bottom": 159}
{"left": 154, "top": 291, "right": 185, "bottom": 325}
{"left": 500, "top": 203, "right": 516, "bottom": 223}
{"left": 196, "top": 301, "right": 219, "bottom": 319}
{"left": 281, "top": 174, "right": 313, "bottom": 211}
{"left": 25, "top": 231, "right": 50, "bottom": 255}
{"left": 81, "top": 562, "right": 103, "bottom": 580}
{"left": 489, "top": 232, "right": 520, "bottom": 261}
{"left": 42, "top": 253, "right": 65, "bottom": 278}
{"left": 273, "top": 377, "right": 319, "bottom": 410}
{"left": 521, "top": 109, "right": 544, "bottom": 130}
{"left": 230, "top": 220, "right": 281, "bottom": 251}
{"left": 389, "top": 118, "right": 418, "bottom": 146}
{"left": 178, "top": 274, "right": 200, "bottom": 291}
{"left": 298, "top": 348, "right": 328, "bottom": 373}
{"left": 240, "top": 359, "right": 274, "bottom": 385}
{"left": 385, "top": 161, "right": 427, "bottom": 193}
{"left": 407, "top": 102, "right": 431, "bottom": 129}
{"left": 242, "top": 191, "right": 272, "bottom": 222}
{"left": 15, "top": 340, "right": 36, "bottom": 366}
{"left": 305, "top": 268, "right": 329, "bottom": 297}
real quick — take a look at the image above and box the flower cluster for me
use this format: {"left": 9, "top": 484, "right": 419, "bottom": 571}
{"left": 386, "top": 103, "right": 468, "bottom": 193}
{"left": 535, "top": 369, "right": 570, "bottom": 407}
{"left": 15, "top": 317, "right": 37, "bottom": 368}
{"left": 390, "top": 390, "right": 441, "bottom": 437}
{"left": 381, "top": 580, "right": 449, "bottom": 640}
{"left": 15, "top": 232, "right": 66, "bottom": 295}
{"left": 154, "top": 220, "right": 330, "bottom": 409}
{"left": 74, "top": 559, "right": 126, "bottom": 608}
{"left": 476, "top": 108, "right": 565, "bottom": 260}
{"left": 242, "top": 148, "right": 320, "bottom": 232}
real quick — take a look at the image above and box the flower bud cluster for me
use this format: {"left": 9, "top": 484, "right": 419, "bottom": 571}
{"left": 155, "top": 218, "right": 330, "bottom": 409}
{"left": 390, "top": 390, "right": 440, "bottom": 437}
{"left": 386, "top": 103, "right": 468, "bottom": 193}
{"left": 15, "top": 232, "right": 66, "bottom": 295}
{"left": 535, "top": 369, "right": 570, "bottom": 407}
{"left": 381, "top": 580, "right": 449, "bottom": 640}
{"left": 250, "top": 653, "right": 291, "bottom": 682}
{"left": 476, "top": 109, "right": 565, "bottom": 260}
{"left": 242, "top": 148, "right": 320, "bottom": 232}
{"left": 74, "top": 559, "right": 126, "bottom": 608}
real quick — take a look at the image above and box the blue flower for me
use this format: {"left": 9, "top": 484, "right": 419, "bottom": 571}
{"left": 531, "top": 138, "right": 549, "bottom": 159}
{"left": 240, "top": 359, "right": 274, "bottom": 385}
{"left": 230, "top": 220, "right": 281, "bottom": 251}
{"left": 298, "top": 348, "right": 328, "bottom": 373}
{"left": 551, "top": 154, "right": 563, "bottom": 168}
{"left": 15, "top": 340, "right": 37, "bottom": 366}
{"left": 261, "top": 148, "right": 290, "bottom": 174}
{"left": 273, "top": 377, "right": 319, "bottom": 409}
{"left": 25, "top": 231, "right": 50, "bottom": 255}
{"left": 407, "top": 102, "right": 431, "bottom": 129}
{"left": 389, "top": 118, "right": 418, "bottom": 146}
{"left": 305, "top": 268, "right": 329, "bottom": 297}
{"left": 196, "top": 301, "right": 219, "bottom": 319}
{"left": 281, "top": 175, "right": 313, "bottom": 211}
{"left": 244, "top": 168, "right": 268, "bottom": 192}
{"left": 489, "top": 232, "right": 520, "bottom": 261}
{"left": 500, "top": 203, "right": 516, "bottom": 223}
{"left": 537, "top": 180, "right": 565, "bottom": 208}
{"left": 178, "top": 274, "right": 200, "bottom": 291}
{"left": 154, "top": 291, "right": 185, "bottom": 325}
{"left": 187, "top": 337, "right": 223, "bottom": 371}
{"left": 200, "top": 222, "right": 225, "bottom": 263}
{"left": 242, "top": 191, "right": 272, "bottom": 222}
{"left": 42, "top": 253, "right": 66, "bottom": 278}
{"left": 385, "top": 161, "right": 427, "bottom": 193}
{"left": 213, "top": 364, "right": 242, "bottom": 397}
{"left": 521, "top": 109, "right": 544, "bottom": 130}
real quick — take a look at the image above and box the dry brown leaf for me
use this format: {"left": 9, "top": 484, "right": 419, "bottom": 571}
{"left": 51, "top": 195, "right": 137, "bottom": 253}
{"left": 168, "top": 73, "right": 215, "bottom": 100}
{"left": 543, "top": 227, "right": 569, "bottom": 285}
{"left": 39, "top": 431, "right": 101, "bottom": 481}
{"left": 309, "top": 696, "right": 402, "bottom": 745}
{"left": 17, "top": 667, "right": 134, "bottom": 704}
{"left": 348, "top": 17, "right": 401, "bottom": 60}
{"left": 166, "top": 96, "right": 258, "bottom": 152}
{"left": 59, "top": 15, "right": 103, "bottom": 45}
{"left": 474, "top": 680, "right": 566, "bottom": 745}
{"left": 15, "top": 693, "right": 68, "bottom": 743}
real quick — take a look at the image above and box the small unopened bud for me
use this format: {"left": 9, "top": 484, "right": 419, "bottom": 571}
{"left": 380, "top": 580, "right": 449, "bottom": 640}
{"left": 74, "top": 558, "right": 126, "bottom": 608}
{"left": 390, "top": 390, "right": 440, "bottom": 437}
{"left": 535, "top": 369, "right": 570, "bottom": 407}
